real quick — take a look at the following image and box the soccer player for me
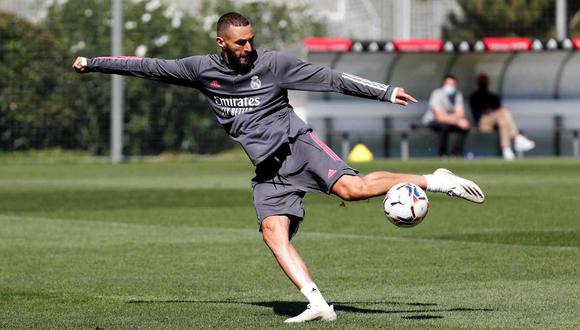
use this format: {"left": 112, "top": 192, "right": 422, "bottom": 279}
{"left": 73, "top": 12, "right": 485, "bottom": 323}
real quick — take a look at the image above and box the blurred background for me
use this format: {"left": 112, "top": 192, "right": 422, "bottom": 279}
{"left": 1, "top": 0, "right": 579, "bottom": 160}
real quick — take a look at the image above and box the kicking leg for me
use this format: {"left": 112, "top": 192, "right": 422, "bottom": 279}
{"left": 261, "top": 216, "right": 336, "bottom": 323}
{"left": 332, "top": 169, "right": 484, "bottom": 204}
{"left": 332, "top": 172, "right": 427, "bottom": 201}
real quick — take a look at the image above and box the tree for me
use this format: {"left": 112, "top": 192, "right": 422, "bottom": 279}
{"left": 198, "top": 0, "right": 326, "bottom": 50}
{"left": 43, "top": 0, "right": 224, "bottom": 155}
{"left": 444, "top": 0, "right": 580, "bottom": 40}
{"left": 2, "top": 0, "right": 325, "bottom": 155}
{"left": 0, "top": 11, "right": 75, "bottom": 150}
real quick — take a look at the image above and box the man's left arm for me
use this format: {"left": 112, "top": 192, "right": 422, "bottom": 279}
{"left": 454, "top": 93, "right": 470, "bottom": 129}
{"left": 454, "top": 93, "right": 467, "bottom": 118}
{"left": 270, "top": 52, "right": 416, "bottom": 106}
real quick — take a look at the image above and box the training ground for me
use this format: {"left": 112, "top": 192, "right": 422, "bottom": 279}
{"left": 1, "top": 158, "right": 579, "bottom": 328}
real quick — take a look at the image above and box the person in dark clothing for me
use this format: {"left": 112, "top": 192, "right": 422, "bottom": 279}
{"left": 72, "top": 12, "right": 485, "bottom": 323}
{"left": 470, "top": 74, "right": 535, "bottom": 160}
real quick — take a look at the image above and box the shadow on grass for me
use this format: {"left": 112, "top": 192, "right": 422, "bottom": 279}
{"left": 402, "top": 315, "right": 444, "bottom": 320}
{"left": 127, "top": 299, "right": 494, "bottom": 319}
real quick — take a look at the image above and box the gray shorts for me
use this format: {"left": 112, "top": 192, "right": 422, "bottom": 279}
{"left": 252, "top": 131, "right": 358, "bottom": 238}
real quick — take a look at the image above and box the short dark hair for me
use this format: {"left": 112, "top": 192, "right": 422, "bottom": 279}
{"left": 442, "top": 74, "right": 457, "bottom": 82}
{"left": 217, "top": 12, "right": 250, "bottom": 36}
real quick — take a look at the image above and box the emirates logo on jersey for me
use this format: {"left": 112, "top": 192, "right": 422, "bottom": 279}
{"left": 250, "top": 75, "right": 261, "bottom": 89}
{"left": 213, "top": 96, "right": 261, "bottom": 117}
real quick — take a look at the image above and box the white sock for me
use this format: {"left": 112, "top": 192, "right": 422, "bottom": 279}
{"left": 423, "top": 174, "right": 443, "bottom": 192}
{"left": 300, "top": 282, "right": 329, "bottom": 308}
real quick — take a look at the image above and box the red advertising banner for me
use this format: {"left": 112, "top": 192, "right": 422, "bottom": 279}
{"left": 393, "top": 39, "right": 443, "bottom": 52}
{"left": 483, "top": 37, "right": 532, "bottom": 51}
{"left": 304, "top": 37, "right": 576, "bottom": 53}
{"left": 304, "top": 37, "right": 352, "bottom": 52}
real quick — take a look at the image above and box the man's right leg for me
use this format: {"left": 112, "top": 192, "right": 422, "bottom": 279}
{"left": 261, "top": 216, "right": 313, "bottom": 289}
{"left": 261, "top": 216, "right": 336, "bottom": 323}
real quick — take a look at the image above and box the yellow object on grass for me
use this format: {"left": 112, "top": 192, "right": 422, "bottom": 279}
{"left": 348, "top": 144, "right": 374, "bottom": 162}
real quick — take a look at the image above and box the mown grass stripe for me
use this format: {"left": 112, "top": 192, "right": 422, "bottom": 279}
{"left": 2, "top": 214, "right": 578, "bottom": 251}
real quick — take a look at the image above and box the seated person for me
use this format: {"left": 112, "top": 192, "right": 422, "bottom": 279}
{"left": 422, "top": 74, "right": 470, "bottom": 157}
{"left": 470, "top": 74, "right": 535, "bottom": 160}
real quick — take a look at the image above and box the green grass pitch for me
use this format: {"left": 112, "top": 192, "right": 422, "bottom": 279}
{"left": 1, "top": 158, "right": 579, "bottom": 329}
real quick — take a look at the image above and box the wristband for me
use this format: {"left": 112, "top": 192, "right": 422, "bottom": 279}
{"left": 390, "top": 87, "right": 399, "bottom": 103}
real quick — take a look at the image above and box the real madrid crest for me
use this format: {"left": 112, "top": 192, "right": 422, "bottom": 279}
{"left": 250, "top": 75, "right": 261, "bottom": 89}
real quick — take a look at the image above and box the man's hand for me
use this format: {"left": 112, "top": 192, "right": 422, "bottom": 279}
{"left": 392, "top": 88, "right": 418, "bottom": 106}
{"left": 457, "top": 117, "right": 470, "bottom": 130}
{"left": 72, "top": 57, "right": 88, "bottom": 73}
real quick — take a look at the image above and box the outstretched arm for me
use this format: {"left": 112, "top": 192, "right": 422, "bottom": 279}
{"left": 269, "top": 52, "right": 417, "bottom": 106}
{"left": 388, "top": 88, "right": 417, "bottom": 106}
{"left": 72, "top": 55, "right": 202, "bottom": 87}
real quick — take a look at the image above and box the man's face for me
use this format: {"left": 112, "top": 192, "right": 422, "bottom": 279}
{"left": 442, "top": 77, "right": 457, "bottom": 95}
{"left": 216, "top": 25, "right": 255, "bottom": 71}
{"left": 443, "top": 77, "right": 457, "bottom": 88}
{"left": 477, "top": 75, "right": 489, "bottom": 89}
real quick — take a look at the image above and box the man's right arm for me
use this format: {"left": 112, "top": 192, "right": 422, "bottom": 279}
{"left": 72, "top": 56, "right": 202, "bottom": 87}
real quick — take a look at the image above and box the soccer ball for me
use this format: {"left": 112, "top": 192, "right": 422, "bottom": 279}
{"left": 383, "top": 183, "right": 429, "bottom": 228}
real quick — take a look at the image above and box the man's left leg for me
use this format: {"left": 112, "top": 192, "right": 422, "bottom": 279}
{"left": 497, "top": 107, "right": 535, "bottom": 153}
{"left": 332, "top": 172, "right": 427, "bottom": 201}
{"left": 479, "top": 111, "right": 516, "bottom": 160}
{"left": 450, "top": 126, "right": 469, "bottom": 157}
{"left": 332, "top": 169, "right": 484, "bottom": 203}
{"left": 299, "top": 131, "right": 481, "bottom": 203}
{"left": 432, "top": 123, "right": 450, "bottom": 156}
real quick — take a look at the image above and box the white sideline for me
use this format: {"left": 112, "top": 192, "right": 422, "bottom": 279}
{"left": 1, "top": 214, "right": 577, "bottom": 251}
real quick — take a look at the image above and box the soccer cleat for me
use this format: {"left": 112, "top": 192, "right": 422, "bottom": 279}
{"left": 514, "top": 135, "right": 535, "bottom": 152}
{"left": 433, "top": 168, "right": 485, "bottom": 204}
{"left": 284, "top": 304, "right": 337, "bottom": 323}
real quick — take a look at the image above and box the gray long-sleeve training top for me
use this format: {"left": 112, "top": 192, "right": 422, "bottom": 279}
{"left": 86, "top": 49, "right": 397, "bottom": 165}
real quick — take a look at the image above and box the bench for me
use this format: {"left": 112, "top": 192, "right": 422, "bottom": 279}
{"left": 305, "top": 99, "right": 580, "bottom": 158}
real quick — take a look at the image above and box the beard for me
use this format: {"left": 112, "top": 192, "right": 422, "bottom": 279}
{"left": 224, "top": 46, "right": 255, "bottom": 72}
